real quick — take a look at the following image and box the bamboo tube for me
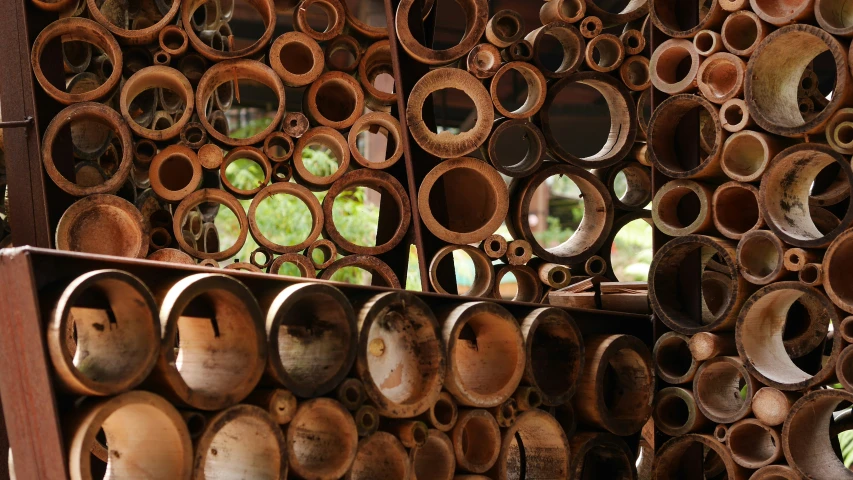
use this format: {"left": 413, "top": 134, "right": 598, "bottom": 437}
{"left": 451, "top": 410, "right": 500, "bottom": 474}
{"left": 620, "top": 29, "right": 645, "bottom": 55}
{"left": 568, "top": 432, "right": 637, "bottom": 479}
{"left": 66, "top": 391, "right": 193, "bottom": 479}
{"left": 519, "top": 308, "right": 584, "bottom": 406}
{"left": 579, "top": 16, "right": 602, "bottom": 38}
{"left": 354, "top": 405, "right": 379, "bottom": 437}
{"left": 180, "top": 122, "right": 208, "bottom": 150}
{"left": 303, "top": 71, "right": 365, "bottom": 130}
{"left": 121, "top": 66, "right": 194, "bottom": 141}
{"left": 358, "top": 40, "right": 396, "bottom": 111}
{"left": 243, "top": 389, "right": 297, "bottom": 425}
{"left": 324, "top": 34, "right": 361, "bottom": 72}
{"left": 714, "top": 424, "right": 728, "bottom": 443}
{"left": 248, "top": 183, "right": 322, "bottom": 254}
{"left": 841, "top": 316, "right": 853, "bottom": 342}
{"left": 693, "top": 30, "right": 723, "bottom": 56}
{"left": 693, "top": 356, "right": 757, "bottom": 423}
{"left": 384, "top": 420, "right": 428, "bottom": 448}
{"left": 720, "top": 98, "right": 755, "bottom": 133}
{"left": 417, "top": 391, "right": 458, "bottom": 432}
{"left": 466, "top": 43, "right": 501, "bottom": 79}
{"left": 752, "top": 387, "right": 798, "bottom": 427}
{"left": 335, "top": 378, "right": 365, "bottom": 411}
{"left": 823, "top": 230, "right": 853, "bottom": 313}
{"left": 341, "top": 0, "right": 385, "bottom": 38}
{"left": 799, "top": 263, "right": 824, "bottom": 287}
{"left": 263, "top": 132, "right": 294, "bottom": 163}
{"left": 249, "top": 247, "right": 273, "bottom": 271}
{"left": 816, "top": 0, "right": 853, "bottom": 36}
{"left": 283, "top": 112, "right": 310, "bottom": 138}
{"left": 488, "top": 398, "right": 517, "bottom": 428}
{"left": 396, "top": 0, "right": 486, "bottom": 65}
{"left": 650, "top": 0, "right": 726, "bottom": 37}
{"left": 827, "top": 109, "right": 853, "bottom": 154}
{"left": 737, "top": 282, "right": 841, "bottom": 390}
{"left": 480, "top": 235, "right": 507, "bottom": 260}
{"left": 782, "top": 390, "right": 853, "bottom": 479}
{"left": 652, "top": 180, "right": 715, "bottom": 237}
{"left": 179, "top": 410, "right": 207, "bottom": 440}
{"left": 429, "top": 245, "right": 494, "bottom": 297}
{"left": 654, "top": 434, "right": 747, "bottom": 480}
{"left": 159, "top": 24, "right": 188, "bottom": 56}
{"left": 654, "top": 332, "right": 698, "bottom": 385}
{"left": 783, "top": 248, "right": 822, "bottom": 272}
{"left": 585, "top": 34, "right": 625, "bottom": 73}
{"left": 348, "top": 112, "right": 403, "bottom": 170}
{"left": 688, "top": 332, "right": 737, "bottom": 361}
{"left": 56, "top": 195, "right": 148, "bottom": 258}
{"left": 148, "top": 227, "right": 172, "bottom": 250}
{"left": 512, "top": 386, "right": 542, "bottom": 411}
{"left": 573, "top": 335, "right": 653, "bottom": 435}
{"left": 620, "top": 55, "right": 650, "bottom": 91}
{"left": 490, "top": 410, "right": 569, "bottom": 479}
{"left": 493, "top": 265, "right": 540, "bottom": 303}
{"left": 149, "top": 145, "right": 202, "bottom": 203}
{"left": 649, "top": 39, "right": 700, "bottom": 94}
{"left": 653, "top": 387, "right": 709, "bottom": 436}
{"left": 147, "top": 249, "right": 196, "bottom": 265}
{"left": 750, "top": 0, "right": 814, "bottom": 25}
{"left": 649, "top": 95, "right": 726, "bottom": 179}
{"left": 287, "top": 398, "right": 358, "bottom": 479}
{"left": 540, "top": 0, "right": 585, "bottom": 24}
{"left": 490, "top": 62, "right": 547, "bottom": 118}
{"left": 525, "top": 22, "right": 586, "bottom": 78}
{"left": 726, "top": 419, "right": 783, "bottom": 469}
{"left": 500, "top": 39, "right": 533, "bottom": 63}
{"left": 750, "top": 465, "right": 801, "bottom": 480}
{"left": 261, "top": 283, "right": 356, "bottom": 398}
{"left": 481, "top": 118, "right": 546, "bottom": 178}
{"left": 721, "top": 10, "right": 769, "bottom": 56}
{"left": 347, "top": 431, "right": 410, "bottom": 480}
{"left": 720, "top": 130, "right": 783, "bottom": 182}
{"left": 838, "top": 344, "right": 853, "bottom": 390}
{"left": 712, "top": 182, "right": 764, "bottom": 239}
{"left": 293, "top": 127, "right": 349, "bottom": 191}
{"left": 697, "top": 52, "right": 747, "bottom": 104}
{"left": 736, "top": 230, "right": 787, "bottom": 285}
{"left": 356, "top": 292, "right": 444, "bottom": 417}
{"left": 410, "top": 429, "right": 455, "bottom": 480}
{"left": 319, "top": 256, "right": 401, "bottom": 289}
{"left": 485, "top": 9, "right": 524, "bottom": 48}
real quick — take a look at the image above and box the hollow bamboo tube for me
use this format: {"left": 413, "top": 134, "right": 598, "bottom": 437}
{"left": 384, "top": 420, "right": 428, "bottom": 448}
{"left": 540, "top": 0, "right": 585, "bottom": 24}
{"left": 489, "top": 410, "right": 569, "bottom": 479}
{"left": 726, "top": 419, "right": 783, "bottom": 469}
{"left": 654, "top": 434, "right": 747, "bottom": 480}
{"left": 782, "top": 389, "right": 853, "bottom": 479}
{"left": 649, "top": 95, "right": 727, "bottom": 179}
{"left": 410, "top": 429, "right": 455, "bottom": 480}
{"left": 651, "top": 180, "right": 714, "bottom": 237}
{"left": 694, "top": 30, "right": 723, "bottom": 56}
{"left": 721, "top": 10, "right": 769, "bottom": 57}
{"left": 713, "top": 424, "right": 729, "bottom": 443}
{"left": 243, "top": 389, "right": 297, "bottom": 425}
{"left": 688, "top": 332, "right": 737, "bottom": 361}
{"left": 783, "top": 248, "right": 821, "bottom": 272}
{"left": 417, "top": 391, "right": 458, "bottom": 432}
{"left": 649, "top": 39, "right": 700, "bottom": 94}
{"left": 619, "top": 55, "right": 650, "bottom": 91}
{"left": 750, "top": 0, "right": 814, "bottom": 25}
{"left": 347, "top": 431, "right": 410, "bottom": 480}
{"left": 721, "top": 130, "right": 784, "bottom": 182}
{"left": 579, "top": 16, "right": 602, "bottom": 38}
{"left": 286, "top": 398, "right": 358, "bottom": 480}
{"left": 512, "top": 386, "right": 542, "bottom": 411}
{"left": 653, "top": 387, "right": 709, "bottom": 436}
{"left": 841, "top": 316, "right": 853, "bottom": 343}
{"left": 697, "top": 52, "right": 747, "bottom": 104}
{"left": 568, "top": 432, "right": 637, "bottom": 479}
{"left": 752, "top": 387, "right": 798, "bottom": 427}
{"left": 650, "top": 0, "right": 726, "bottom": 37}
{"left": 736, "top": 230, "right": 787, "bottom": 286}
{"left": 336, "top": 378, "right": 365, "bottom": 411}
{"left": 451, "top": 409, "right": 501, "bottom": 474}
{"left": 488, "top": 398, "right": 517, "bottom": 428}
{"left": 693, "top": 356, "right": 757, "bottom": 423}
{"left": 585, "top": 34, "right": 624, "bottom": 73}
{"left": 524, "top": 22, "right": 585, "bottom": 78}
{"left": 283, "top": 112, "right": 310, "bottom": 138}
{"left": 720, "top": 98, "right": 755, "bottom": 133}
{"left": 620, "top": 29, "right": 645, "bottom": 55}
{"left": 654, "top": 332, "right": 698, "bottom": 385}
{"left": 519, "top": 307, "right": 584, "bottom": 406}
{"left": 466, "top": 43, "right": 501, "bottom": 79}
{"left": 485, "top": 9, "right": 524, "bottom": 48}
{"left": 354, "top": 405, "right": 379, "bottom": 437}
{"left": 712, "top": 182, "right": 764, "bottom": 239}
{"left": 837, "top": 344, "right": 853, "bottom": 391}
{"left": 480, "top": 234, "right": 507, "bottom": 260}
{"left": 799, "top": 263, "right": 824, "bottom": 286}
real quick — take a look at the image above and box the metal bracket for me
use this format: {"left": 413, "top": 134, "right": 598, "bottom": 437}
{"left": 0, "top": 116, "right": 33, "bottom": 128}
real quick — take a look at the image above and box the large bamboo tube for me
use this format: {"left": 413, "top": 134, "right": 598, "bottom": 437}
{"left": 174, "top": 190, "right": 248, "bottom": 260}
{"left": 693, "top": 356, "right": 757, "bottom": 423}
{"left": 697, "top": 52, "right": 747, "bottom": 105}
{"left": 451, "top": 409, "right": 500, "bottom": 474}
{"left": 150, "top": 274, "right": 265, "bottom": 410}
{"left": 568, "top": 432, "right": 637, "bottom": 479}
{"left": 493, "top": 265, "right": 540, "bottom": 303}
{"left": 304, "top": 71, "right": 365, "bottom": 130}
{"left": 816, "top": 0, "right": 853, "bottom": 36}
{"left": 649, "top": 94, "right": 726, "bottom": 179}
{"left": 688, "top": 332, "right": 737, "bottom": 361}
{"left": 653, "top": 332, "right": 698, "bottom": 385}
{"left": 721, "top": 10, "right": 769, "bottom": 57}
{"left": 356, "top": 292, "right": 445, "bottom": 417}
{"left": 46, "top": 270, "right": 159, "bottom": 396}
{"left": 712, "top": 182, "right": 763, "bottom": 239}
{"left": 573, "top": 335, "right": 653, "bottom": 435}
{"left": 286, "top": 398, "right": 358, "bottom": 480}
{"left": 653, "top": 434, "right": 748, "bottom": 480}
{"left": 727, "top": 419, "right": 782, "bottom": 469}
{"left": 396, "top": 0, "right": 487, "bottom": 65}
{"left": 262, "top": 283, "right": 356, "bottom": 398}
{"left": 737, "top": 282, "right": 841, "bottom": 390}
{"left": 524, "top": 22, "right": 586, "bottom": 78}
{"left": 519, "top": 308, "right": 584, "bottom": 406}
{"left": 193, "top": 405, "right": 287, "bottom": 479}
{"left": 417, "top": 391, "right": 458, "bottom": 432}
{"left": 441, "top": 302, "right": 525, "bottom": 408}
{"left": 56, "top": 195, "right": 148, "bottom": 258}
{"left": 346, "top": 431, "right": 410, "bottom": 480}
{"left": 410, "top": 429, "right": 455, "bottom": 480}
{"left": 720, "top": 130, "right": 783, "bottom": 182}
{"left": 183, "top": 0, "right": 272, "bottom": 60}
{"left": 782, "top": 389, "right": 853, "bottom": 479}
{"left": 429, "top": 245, "right": 494, "bottom": 297}
{"left": 653, "top": 387, "right": 709, "bottom": 436}
{"left": 752, "top": 387, "right": 798, "bottom": 427}
{"left": 489, "top": 410, "right": 569, "bottom": 479}
{"left": 66, "top": 391, "right": 192, "bottom": 480}
{"left": 120, "top": 66, "right": 194, "bottom": 141}
{"left": 650, "top": 0, "right": 725, "bottom": 37}
{"left": 737, "top": 230, "right": 788, "bottom": 285}
{"left": 651, "top": 180, "right": 714, "bottom": 237}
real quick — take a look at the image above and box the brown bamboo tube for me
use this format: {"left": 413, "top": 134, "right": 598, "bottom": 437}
{"left": 354, "top": 405, "right": 379, "bottom": 437}
{"left": 120, "top": 66, "right": 194, "bottom": 141}
{"left": 760, "top": 144, "right": 853, "bottom": 248}
{"left": 712, "top": 182, "right": 764, "bottom": 239}
{"left": 382, "top": 420, "right": 428, "bottom": 449}
{"left": 654, "top": 332, "right": 698, "bottom": 385}
{"left": 324, "top": 34, "right": 361, "bottom": 72}
{"left": 319, "top": 256, "right": 401, "bottom": 288}
{"left": 303, "top": 71, "right": 365, "bottom": 130}
{"left": 842, "top": 316, "right": 853, "bottom": 342}
{"left": 783, "top": 389, "right": 853, "bottom": 479}
{"left": 714, "top": 424, "right": 729, "bottom": 443}
{"left": 286, "top": 398, "right": 358, "bottom": 480}
{"left": 746, "top": 25, "right": 852, "bottom": 136}
{"left": 725, "top": 419, "right": 782, "bottom": 469}
{"left": 396, "top": 0, "right": 487, "bottom": 65}
{"left": 481, "top": 118, "right": 545, "bottom": 178}
{"left": 184, "top": 0, "right": 272, "bottom": 60}
{"left": 500, "top": 39, "right": 533, "bottom": 62}
{"left": 451, "top": 409, "right": 500, "bottom": 474}
{"left": 489, "top": 410, "right": 569, "bottom": 479}
{"left": 301, "top": 239, "right": 332, "bottom": 271}
{"left": 272, "top": 162, "right": 294, "bottom": 184}
{"left": 480, "top": 235, "right": 507, "bottom": 260}
{"left": 56, "top": 195, "right": 148, "bottom": 258}
{"left": 489, "top": 62, "right": 547, "bottom": 118}
{"left": 822, "top": 230, "right": 853, "bottom": 313}
{"left": 174, "top": 190, "right": 247, "bottom": 260}
{"left": 180, "top": 122, "right": 208, "bottom": 150}
{"left": 193, "top": 405, "right": 287, "bottom": 479}
{"left": 606, "top": 161, "right": 653, "bottom": 211}
{"left": 524, "top": 22, "right": 586, "bottom": 78}
{"left": 358, "top": 40, "right": 396, "bottom": 111}
{"left": 653, "top": 387, "right": 709, "bottom": 436}
{"left": 493, "top": 265, "right": 540, "bottom": 302}
{"left": 242, "top": 389, "right": 298, "bottom": 425}
{"left": 519, "top": 308, "right": 584, "bottom": 406}
{"left": 720, "top": 98, "right": 755, "bottom": 133}
{"left": 584, "top": 34, "right": 625, "bottom": 73}
{"left": 573, "top": 335, "right": 653, "bottom": 435}
{"left": 651, "top": 180, "right": 714, "bottom": 237}
{"left": 750, "top": 465, "right": 801, "bottom": 480}
{"left": 799, "top": 262, "right": 824, "bottom": 286}
{"left": 159, "top": 25, "right": 188, "bottom": 56}
{"left": 147, "top": 249, "right": 196, "bottom": 265}
{"left": 32, "top": 18, "right": 122, "bottom": 104}
{"left": 46, "top": 270, "right": 159, "bottom": 396}
{"left": 263, "top": 132, "right": 294, "bottom": 163}
{"left": 568, "top": 432, "right": 638, "bottom": 479}
{"left": 512, "top": 386, "right": 543, "bottom": 411}
{"left": 721, "top": 10, "right": 769, "bottom": 57}
{"left": 149, "top": 227, "right": 172, "bottom": 250}
{"left": 198, "top": 259, "right": 219, "bottom": 268}
{"left": 621, "top": 29, "right": 646, "bottom": 55}
{"left": 219, "top": 147, "right": 270, "bottom": 200}
{"left": 152, "top": 50, "right": 170, "bottom": 66}
{"left": 348, "top": 112, "right": 403, "bottom": 170}
{"left": 410, "top": 429, "right": 455, "bottom": 480}
{"left": 31, "top": 0, "right": 74, "bottom": 11}
{"left": 335, "top": 378, "right": 365, "bottom": 411}
{"left": 224, "top": 262, "right": 262, "bottom": 273}
{"left": 619, "top": 55, "right": 650, "bottom": 91}
{"left": 736, "top": 282, "right": 841, "bottom": 390}
{"left": 532, "top": 262, "right": 571, "bottom": 289}
{"left": 178, "top": 54, "right": 207, "bottom": 86}
{"left": 654, "top": 434, "right": 747, "bottom": 480}
{"left": 429, "top": 245, "right": 494, "bottom": 297}
{"left": 540, "top": 0, "right": 585, "bottom": 25}
{"left": 441, "top": 302, "right": 524, "bottom": 408}
{"left": 133, "top": 140, "right": 156, "bottom": 170}
{"left": 697, "top": 52, "right": 747, "bottom": 104}
{"left": 749, "top": 0, "right": 814, "bottom": 25}
{"left": 783, "top": 248, "right": 821, "bottom": 272}
{"left": 693, "top": 355, "right": 757, "bottom": 423}
{"left": 283, "top": 112, "right": 310, "bottom": 138}
{"left": 407, "top": 69, "right": 493, "bottom": 158}
{"left": 269, "top": 32, "right": 324, "bottom": 88}
{"left": 196, "top": 60, "right": 285, "bottom": 146}
{"left": 694, "top": 29, "right": 724, "bottom": 56}
{"left": 148, "top": 145, "right": 202, "bottom": 203}
{"left": 827, "top": 109, "right": 853, "bottom": 154}
{"left": 67, "top": 391, "right": 192, "bottom": 480}
{"left": 414, "top": 391, "right": 458, "bottom": 434}
{"left": 752, "top": 387, "right": 798, "bottom": 427}
{"left": 484, "top": 9, "right": 524, "bottom": 48}
{"left": 293, "top": 0, "right": 346, "bottom": 42}
{"left": 341, "top": 0, "right": 386, "bottom": 38}
{"left": 737, "top": 230, "right": 788, "bottom": 285}
{"left": 293, "top": 127, "right": 350, "bottom": 191}
{"left": 579, "top": 16, "right": 602, "bottom": 38}
{"left": 249, "top": 247, "right": 273, "bottom": 271}
{"left": 466, "top": 43, "right": 501, "bottom": 79}
{"left": 498, "top": 240, "right": 529, "bottom": 266}
{"left": 582, "top": 255, "right": 607, "bottom": 276}
{"left": 720, "top": 130, "right": 783, "bottom": 182}
{"left": 346, "top": 431, "right": 410, "bottom": 480}
{"left": 488, "top": 398, "right": 517, "bottom": 428}
{"left": 651, "top": 0, "right": 725, "bottom": 37}
{"left": 649, "top": 95, "right": 726, "bottom": 179}
{"left": 817, "top": 0, "right": 853, "bottom": 37}
{"left": 356, "top": 292, "right": 445, "bottom": 417}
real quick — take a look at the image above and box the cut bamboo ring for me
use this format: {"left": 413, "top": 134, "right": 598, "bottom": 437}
{"left": 483, "top": 119, "right": 545, "bottom": 178}
{"left": 159, "top": 25, "right": 188, "bottom": 56}
{"left": 57, "top": 195, "right": 147, "bottom": 258}
{"left": 651, "top": 180, "right": 714, "bottom": 237}
{"left": 173, "top": 189, "right": 248, "bottom": 260}
{"left": 525, "top": 22, "right": 586, "bottom": 78}
{"left": 451, "top": 409, "right": 501, "bottom": 473}
{"left": 760, "top": 144, "right": 853, "bottom": 248}
{"left": 653, "top": 434, "right": 745, "bottom": 480}
{"left": 727, "top": 419, "right": 782, "bottom": 470}
{"left": 737, "top": 229, "right": 787, "bottom": 285}
{"left": 508, "top": 163, "right": 613, "bottom": 265}
{"left": 750, "top": 0, "right": 815, "bottom": 26}
{"left": 607, "top": 162, "right": 652, "bottom": 211}
{"left": 712, "top": 181, "right": 763, "bottom": 239}
{"left": 485, "top": 9, "right": 524, "bottom": 48}
{"left": 268, "top": 253, "right": 316, "bottom": 278}
{"left": 694, "top": 30, "right": 723, "bottom": 56}
{"left": 721, "top": 10, "right": 768, "bottom": 57}
{"left": 429, "top": 245, "right": 494, "bottom": 297}
{"left": 783, "top": 389, "right": 853, "bottom": 479}
{"left": 293, "top": 127, "right": 350, "bottom": 190}
{"left": 822, "top": 229, "right": 853, "bottom": 313}
{"left": 492, "top": 410, "right": 568, "bottom": 479}
{"left": 293, "top": 0, "right": 346, "bottom": 41}
{"left": 287, "top": 398, "right": 358, "bottom": 480}
{"left": 650, "top": 0, "right": 725, "bottom": 38}
{"left": 420, "top": 392, "right": 458, "bottom": 432}
{"left": 649, "top": 94, "right": 725, "bottom": 179}
{"left": 248, "top": 182, "right": 322, "bottom": 254}
{"left": 502, "top": 39, "right": 534, "bottom": 62}
{"left": 265, "top": 283, "right": 356, "bottom": 397}
{"left": 540, "top": 71, "right": 636, "bottom": 168}
{"left": 396, "top": 0, "right": 488, "bottom": 65}
{"left": 579, "top": 15, "right": 602, "bottom": 37}
{"left": 319, "top": 255, "right": 401, "bottom": 288}
{"left": 47, "top": 270, "right": 159, "bottom": 396}
{"left": 737, "top": 282, "right": 841, "bottom": 390}
{"left": 569, "top": 432, "right": 637, "bottom": 479}
{"left": 585, "top": 34, "right": 625, "bottom": 73}
{"left": 826, "top": 108, "right": 853, "bottom": 154}
{"left": 619, "top": 55, "right": 650, "bottom": 91}
{"left": 284, "top": 112, "right": 310, "bottom": 138}
{"left": 650, "top": 40, "right": 699, "bottom": 95}
{"left": 347, "top": 431, "right": 410, "bottom": 480}
{"left": 746, "top": 24, "right": 851, "bottom": 137}
{"left": 264, "top": 132, "right": 294, "bottom": 163}
{"left": 89, "top": 0, "right": 178, "bottom": 44}
{"left": 493, "top": 265, "right": 541, "bottom": 303}
{"left": 573, "top": 334, "right": 653, "bottom": 436}
{"left": 219, "top": 147, "right": 271, "bottom": 199}
{"left": 466, "top": 43, "right": 502, "bottom": 79}
{"left": 653, "top": 387, "right": 708, "bottom": 437}
{"left": 697, "top": 52, "right": 746, "bottom": 104}
{"left": 654, "top": 332, "right": 697, "bottom": 385}
{"left": 348, "top": 112, "right": 403, "bottom": 170}
{"left": 418, "top": 158, "right": 508, "bottom": 245}
{"left": 520, "top": 308, "right": 584, "bottom": 406}
{"left": 193, "top": 405, "right": 287, "bottom": 479}
{"left": 324, "top": 34, "right": 361, "bottom": 72}
{"left": 342, "top": 0, "right": 386, "bottom": 39}
{"left": 621, "top": 29, "right": 646, "bottom": 55}
{"left": 720, "top": 130, "right": 781, "bottom": 182}
{"left": 406, "top": 69, "right": 494, "bottom": 158}
{"left": 32, "top": 18, "right": 122, "bottom": 104}
{"left": 358, "top": 40, "right": 396, "bottom": 110}
{"left": 410, "top": 430, "right": 454, "bottom": 480}
{"left": 816, "top": 0, "right": 853, "bottom": 36}
{"left": 183, "top": 0, "right": 274, "bottom": 60}
{"left": 67, "top": 391, "right": 192, "bottom": 480}
{"left": 196, "top": 60, "right": 285, "bottom": 146}
{"left": 149, "top": 145, "right": 202, "bottom": 203}
{"left": 304, "top": 71, "right": 364, "bottom": 130}
{"left": 148, "top": 248, "right": 196, "bottom": 265}
{"left": 43, "top": 103, "right": 133, "bottom": 196}
{"left": 490, "top": 62, "right": 547, "bottom": 119}
{"left": 838, "top": 344, "right": 853, "bottom": 390}
{"left": 540, "top": 0, "right": 585, "bottom": 24}
{"left": 441, "top": 302, "right": 524, "bottom": 408}
{"left": 269, "top": 32, "right": 324, "bottom": 88}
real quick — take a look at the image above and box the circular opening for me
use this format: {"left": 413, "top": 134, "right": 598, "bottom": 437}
{"left": 332, "top": 186, "right": 380, "bottom": 248}
{"left": 657, "top": 393, "right": 690, "bottom": 430}
{"left": 301, "top": 142, "right": 344, "bottom": 178}
{"left": 695, "top": 361, "right": 749, "bottom": 420}
{"left": 224, "top": 157, "right": 266, "bottom": 191}
{"left": 655, "top": 45, "right": 694, "bottom": 86}
{"left": 694, "top": 31, "right": 715, "bottom": 53}
{"left": 546, "top": 82, "right": 611, "bottom": 158}
{"left": 624, "top": 59, "right": 650, "bottom": 87}
{"left": 800, "top": 264, "right": 821, "bottom": 284}
{"left": 428, "top": 167, "right": 497, "bottom": 234}
{"left": 355, "top": 127, "right": 396, "bottom": 164}
{"left": 162, "top": 29, "right": 185, "bottom": 50}
{"left": 592, "top": 38, "right": 622, "bottom": 69}
{"left": 315, "top": 80, "right": 357, "bottom": 123}
{"left": 202, "top": 414, "right": 282, "bottom": 478}
{"left": 601, "top": 348, "right": 652, "bottom": 420}
{"left": 714, "top": 424, "right": 727, "bottom": 441}
{"left": 150, "top": 228, "right": 171, "bottom": 248}
{"left": 728, "top": 422, "right": 777, "bottom": 465}
{"left": 280, "top": 42, "right": 314, "bottom": 75}
{"left": 311, "top": 244, "right": 332, "bottom": 266}
{"left": 753, "top": 0, "right": 810, "bottom": 18}
{"left": 306, "top": 3, "right": 331, "bottom": 33}
{"left": 498, "top": 271, "right": 518, "bottom": 300}
{"left": 413, "top": 435, "right": 454, "bottom": 480}
{"left": 701, "top": 58, "right": 740, "bottom": 99}
{"left": 159, "top": 155, "right": 195, "bottom": 192}
{"left": 289, "top": 402, "right": 355, "bottom": 477}
{"left": 536, "top": 30, "right": 581, "bottom": 75}
{"left": 267, "top": 136, "right": 292, "bottom": 160}
{"left": 715, "top": 186, "right": 759, "bottom": 234}
{"left": 611, "top": 218, "right": 653, "bottom": 281}
{"left": 724, "top": 103, "right": 744, "bottom": 126}
{"left": 459, "top": 415, "right": 498, "bottom": 466}
{"left": 724, "top": 15, "right": 759, "bottom": 51}
{"left": 837, "top": 124, "right": 853, "bottom": 145}
{"left": 657, "top": 187, "right": 701, "bottom": 231}
{"left": 819, "top": 0, "right": 853, "bottom": 30}
{"left": 432, "top": 396, "right": 455, "bottom": 427}
{"left": 740, "top": 235, "right": 780, "bottom": 279}
{"left": 656, "top": 337, "right": 693, "bottom": 380}
{"left": 428, "top": 88, "right": 476, "bottom": 134}
{"left": 494, "top": 68, "right": 529, "bottom": 113}
{"left": 453, "top": 312, "right": 520, "bottom": 396}
{"left": 724, "top": 134, "right": 766, "bottom": 178}
{"left": 494, "top": 15, "right": 519, "bottom": 39}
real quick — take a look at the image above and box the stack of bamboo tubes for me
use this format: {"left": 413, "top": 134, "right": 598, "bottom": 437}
{"left": 648, "top": 1, "right": 853, "bottom": 478}
{"left": 23, "top": 268, "right": 653, "bottom": 479}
